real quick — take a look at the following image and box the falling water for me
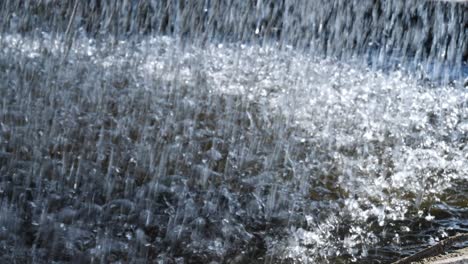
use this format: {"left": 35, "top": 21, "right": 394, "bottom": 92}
{"left": 0, "top": 1, "right": 467, "bottom": 263}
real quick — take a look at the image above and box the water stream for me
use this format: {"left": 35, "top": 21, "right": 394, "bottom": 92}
{"left": 0, "top": 1, "right": 467, "bottom": 263}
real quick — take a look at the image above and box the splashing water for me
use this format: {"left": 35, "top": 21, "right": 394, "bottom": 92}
{"left": 0, "top": 1, "right": 467, "bottom": 263}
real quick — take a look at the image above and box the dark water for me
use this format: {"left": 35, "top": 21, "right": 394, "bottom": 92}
{"left": 0, "top": 1, "right": 467, "bottom": 263}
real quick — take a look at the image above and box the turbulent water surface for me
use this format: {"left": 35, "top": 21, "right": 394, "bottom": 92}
{"left": 0, "top": 1, "right": 467, "bottom": 263}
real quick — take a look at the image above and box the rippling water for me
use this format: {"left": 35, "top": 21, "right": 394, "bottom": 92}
{"left": 0, "top": 1, "right": 467, "bottom": 263}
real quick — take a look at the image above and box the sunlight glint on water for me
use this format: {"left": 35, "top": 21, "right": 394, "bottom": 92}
{"left": 0, "top": 1, "right": 467, "bottom": 263}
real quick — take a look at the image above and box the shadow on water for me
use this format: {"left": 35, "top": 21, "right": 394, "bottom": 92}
{"left": 0, "top": 39, "right": 317, "bottom": 262}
